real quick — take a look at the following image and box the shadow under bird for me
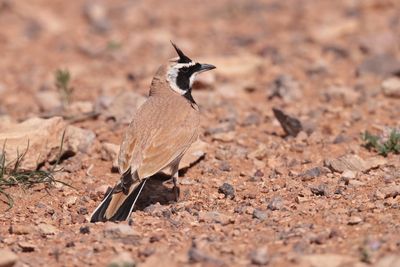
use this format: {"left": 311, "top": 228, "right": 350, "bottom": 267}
{"left": 90, "top": 42, "right": 216, "bottom": 222}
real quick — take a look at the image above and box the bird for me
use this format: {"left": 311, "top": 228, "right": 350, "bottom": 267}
{"left": 90, "top": 42, "right": 215, "bottom": 222}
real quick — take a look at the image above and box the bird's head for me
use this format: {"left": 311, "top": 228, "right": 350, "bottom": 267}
{"left": 166, "top": 42, "right": 215, "bottom": 99}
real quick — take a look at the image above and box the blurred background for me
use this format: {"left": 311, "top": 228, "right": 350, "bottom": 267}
{"left": 0, "top": 0, "right": 399, "bottom": 119}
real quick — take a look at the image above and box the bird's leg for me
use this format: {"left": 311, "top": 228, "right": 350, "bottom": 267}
{"left": 171, "top": 164, "right": 180, "bottom": 202}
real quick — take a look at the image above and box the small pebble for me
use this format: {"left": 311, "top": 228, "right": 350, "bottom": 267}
{"left": 218, "top": 183, "right": 235, "bottom": 199}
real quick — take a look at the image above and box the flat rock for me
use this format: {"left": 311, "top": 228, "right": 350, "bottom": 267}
{"left": 0, "top": 117, "right": 65, "bottom": 170}
{"left": 382, "top": 77, "right": 400, "bottom": 98}
{"left": 0, "top": 249, "right": 18, "bottom": 267}
{"left": 326, "top": 155, "right": 366, "bottom": 173}
{"left": 0, "top": 117, "right": 95, "bottom": 170}
{"left": 179, "top": 139, "right": 207, "bottom": 169}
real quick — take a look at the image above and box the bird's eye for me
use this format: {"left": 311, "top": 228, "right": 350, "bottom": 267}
{"left": 180, "top": 67, "right": 188, "bottom": 73}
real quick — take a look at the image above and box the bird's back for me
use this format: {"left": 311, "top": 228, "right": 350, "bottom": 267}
{"left": 118, "top": 86, "right": 200, "bottom": 178}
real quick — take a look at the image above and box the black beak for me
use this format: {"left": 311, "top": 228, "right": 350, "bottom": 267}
{"left": 199, "top": 63, "right": 216, "bottom": 72}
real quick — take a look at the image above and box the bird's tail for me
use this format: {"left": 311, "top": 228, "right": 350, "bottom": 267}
{"left": 90, "top": 178, "right": 147, "bottom": 222}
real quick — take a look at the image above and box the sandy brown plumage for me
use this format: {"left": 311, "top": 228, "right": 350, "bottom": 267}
{"left": 90, "top": 44, "right": 214, "bottom": 222}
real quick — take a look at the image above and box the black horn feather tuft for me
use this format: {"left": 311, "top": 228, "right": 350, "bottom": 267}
{"left": 170, "top": 41, "right": 192, "bottom": 63}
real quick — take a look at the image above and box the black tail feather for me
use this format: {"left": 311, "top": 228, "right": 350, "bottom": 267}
{"left": 90, "top": 180, "right": 146, "bottom": 223}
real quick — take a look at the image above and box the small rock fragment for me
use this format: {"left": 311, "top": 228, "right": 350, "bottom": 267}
{"left": 341, "top": 170, "right": 356, "bottom": 184}
{"left": 267, "top": 196, "right": 283, "bottom": 211}
{"left": 108, "top": 252, "right": 136, "bottom": 267}
{"left": 268, "top": 74, "right": 302, "bottom": 102}
{"left": 310, "top": 184, "right": 329, "bottom": 196}
{"left": 0, "top": 249, "right": 18, "bottom": 267}
{"left": 83, "top": 2, "right": 111, "bottom": 32}
{"left": 247, "top": 144, "right": 267, "bottom": 160}
{"left": 323, "top": 86, "right": 360, "bottom": 106}
{"left": 382, "top": 77, "right": 400, "bottom": 98}
{"left": 241, "top": 113, "right": 261, "bottom": 127}
{"left": 198, "top": 211, "right": 232, "bottom": 225}
{"left": 35, "top": 91, "right": 61, "bottom": 112}
{"left": 250, "top": 247, "right": 269, "bottom": 265}
{"left": 348, "top": 216, "right": 363, "bottom": 225}
{"left": 376, "top": 185, "right": 400, "bottom": 199}
{"left": 358, "top": 54, "right": 400, "bottom": 76}
{"left": 253, "top": 209, "right": 267, "bottom": 221}
{"left": 212, "top": 131, "right": 235, "bottom": 142}
{"left": 64, "top": 196, "right": 77, "bottom": 208}
{"left": 103, "top": 223, "right": 139, "bottom": 239}
{"left": 101, "top": 142, "right": 119, "bottom": 162}
{"left": 188, "top": 246, "right": 225, "bottom": 266}
{"left": 219, "top": 161, "right": 232, "bottom": 172}
{"left": 38, "top": 223, "right": 58, "bottom": 236}
{"left": 341, "top": 170, "right": 356, "bottom": 180}
{"left": 80, "top": 226, "right": 90, "bottom": 234}
{"left": 218, "top": 183, "right": 235, "bottom": 199}
{"left": 64, "top": 125, "right": 95, "bottom": 154}
{"left": 18, "top": 242, "right": 36, "bottom": 252}
{"left": 272, "top": 108, "right": 302, "bottom": 137}
{"left": 299, "top": 167, "right": 326, "bottom": 181}
{"left": 9, "top": 225, "right": 32, "bottom": 235}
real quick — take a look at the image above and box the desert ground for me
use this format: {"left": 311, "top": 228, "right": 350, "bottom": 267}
{"left": 0, "top": 0, "right": 400, "bottom": 266}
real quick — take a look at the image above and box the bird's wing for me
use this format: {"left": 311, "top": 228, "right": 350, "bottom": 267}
{"left": 118, "top": 98, "right": 199, "bottom": 179}
{"left": 137, "top": 121, "right": 198, "bottom": 179}
{"left": 118, "top": 123, "right": 142, "bottom": 176}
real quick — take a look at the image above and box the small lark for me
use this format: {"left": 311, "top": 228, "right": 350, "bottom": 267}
{"left": 90, "top": 42, "right": 215, "bottom": 222}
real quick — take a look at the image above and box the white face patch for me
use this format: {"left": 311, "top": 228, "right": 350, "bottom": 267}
{"left": 166, "top": 62, "right": 196, "bottom": 95}
{"left": 189, "top": 72, "right": 198, "bottom": 88}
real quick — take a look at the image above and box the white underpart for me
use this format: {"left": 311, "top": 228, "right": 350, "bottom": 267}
{"left": 166, "top": 62, "right": 196, "bottom": 95}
